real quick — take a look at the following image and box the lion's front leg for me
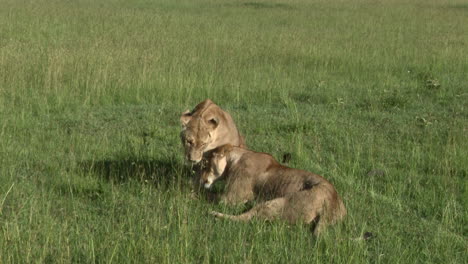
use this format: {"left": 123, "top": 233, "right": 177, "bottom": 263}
{"left": 220, "top": 177, "right": 255, "bottom": 205}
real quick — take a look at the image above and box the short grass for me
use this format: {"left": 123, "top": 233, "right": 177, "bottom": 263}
{"left": 0, "top": 0, "right": 467, "bottom": 263}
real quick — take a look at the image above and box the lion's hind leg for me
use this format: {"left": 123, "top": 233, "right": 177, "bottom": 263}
{"left": 280, "top": 189, "right": 325, "bottom": 235}
{"left": 211, "top": 197, "right": 286, "bottom": 222}
{"left": 210, "top": 209, "right": 256, "bottom": 222}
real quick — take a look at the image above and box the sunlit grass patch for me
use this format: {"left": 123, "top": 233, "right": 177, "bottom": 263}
{"left": 0, "top": 0, "right": 467, "bottom": 263}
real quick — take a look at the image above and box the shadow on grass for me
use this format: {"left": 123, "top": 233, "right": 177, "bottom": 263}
{"left": 78, "top": 157, "right": 192, "bottom": 187}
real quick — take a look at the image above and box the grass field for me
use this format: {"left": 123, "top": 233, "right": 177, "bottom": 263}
{"left": 0, "top": 0, "right": 467, "bottom": 262}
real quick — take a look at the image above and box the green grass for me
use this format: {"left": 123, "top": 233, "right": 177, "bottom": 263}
{"left": 0, "top": 0, "right": 467, "bottom": 262}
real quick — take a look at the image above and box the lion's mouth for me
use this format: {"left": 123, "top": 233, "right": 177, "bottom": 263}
{"left": 187, "top": 155, "right": 202, "bottom": 164}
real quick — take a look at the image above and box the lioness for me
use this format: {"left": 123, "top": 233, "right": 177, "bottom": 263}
{"left": 201, "top": 144, "right": 346, "bottom": 235}
{"left": 180, "top": 99, "right": 245, "bottom": 163}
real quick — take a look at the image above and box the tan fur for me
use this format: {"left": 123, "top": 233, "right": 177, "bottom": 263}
{"left": 180, "top": 99, "right": 246, "bottom": 163}
{"left": 201, "top": 145, "right": 346, "bottom": 235}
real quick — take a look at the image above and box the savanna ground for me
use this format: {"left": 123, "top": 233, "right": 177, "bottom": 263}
{"left": 0, "top": 0, "right": 467, "bottom": 263}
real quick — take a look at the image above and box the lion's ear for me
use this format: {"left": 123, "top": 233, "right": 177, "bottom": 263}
{"left": 224, "top": 144, "right": 233, "bottom": 154}
{"left": 180, "top": 110, "right": 191, "bottom": 127}
{"left": 207, "top": 117, "right": 219, "bottom": 129}
{"left": 219, "top": 144, "right": 232, "bottom": 156}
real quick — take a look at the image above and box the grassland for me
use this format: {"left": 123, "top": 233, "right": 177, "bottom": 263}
{"left": 0, "top": 0, "right": 467, "bottom": 263}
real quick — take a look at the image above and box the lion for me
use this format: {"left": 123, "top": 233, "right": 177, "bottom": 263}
{"left": 180, "top": 99, "right": 246, "bottom": 164}
{"left": 201, "top": 144, "right": 346, "bottom": 235}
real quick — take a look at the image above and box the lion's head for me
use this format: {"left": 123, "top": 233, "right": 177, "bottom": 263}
{"left": 180, "top": 110, "right": 219, "bottom": 163}
{"left": 180, "top": 99, "right": 244, "bottom": 163}
{"left": 199, "top": 145, "right": 231, "bottom": 188}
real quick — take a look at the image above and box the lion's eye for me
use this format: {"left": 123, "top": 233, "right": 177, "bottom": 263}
{"left": 187, "top": 140, "right": 193, "bottom": 146}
